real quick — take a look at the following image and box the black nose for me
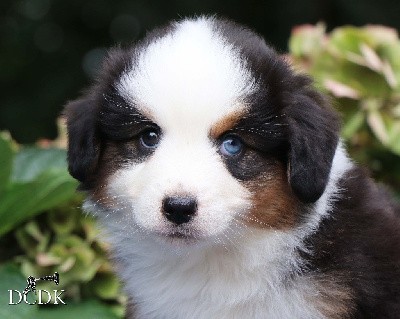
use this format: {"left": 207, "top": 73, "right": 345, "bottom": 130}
{"left": 162, "top": 196, "right": 197, "bottom": 225}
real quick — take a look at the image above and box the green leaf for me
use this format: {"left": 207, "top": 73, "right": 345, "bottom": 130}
{"left": 383, "top": 113, "right": 400, "bottom": 155}
{"left": 289, "top": 23, "right": 325, "bottom": 58}
{"left": 91, "top": 273, "right": 121, "bottom": 300}
{"left": 342, "top": 110, "right": 365, "bottom": 139}
{"left": 0, "top": 133, "right": 14, "bottom": 194}
{"left": 366, "top": 111, "right": 400, "bottom": 156}
{"left": 47, "top": 204, "right": 79, "bottom": 235}
{"left": 329, "top": 27, "right": 373, "bottom": 56}
{"left": 11, "top": 147, "right": 68, "bottom": 183}
{"left": 364, "top": 25, "right": 399, "bottom": 45}
{"left": 0, "top": 145, "right": 78, "bottom": 236}
{"left": 378, "top": 43, "right": 400, "bottom": 90}
{"left": 0, "top": 263, "right": 38, "bottom": 319}
{"left": 15, "top": 221, "right": 50, "bottom": 258}
{"left": 36, "top": 300, "right": 119, "bottom": 319}
{"left": 367, "top": 110, "right": 389, "bottom": 144}
{"left": 339, "top": 63, "right": 391, "bottom": 97}
{"left": 0, "top": 169, "right": 77, "bottom": 236}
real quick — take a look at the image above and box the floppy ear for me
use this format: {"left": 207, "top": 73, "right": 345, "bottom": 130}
{"left": 285, "top": 85, "right": 340, "bottom": 203}
{"left": 64, "top": 97, "right": 99, "bottom": 186}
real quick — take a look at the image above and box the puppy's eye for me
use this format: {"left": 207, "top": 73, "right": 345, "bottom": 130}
{"left": 140, "top": 129, "right": 160, "bottom": 149}
{"left": 220, "top": 135, "right": 243, "bottom": 156}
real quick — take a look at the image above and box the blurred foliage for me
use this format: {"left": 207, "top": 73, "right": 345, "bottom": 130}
{"left": 0, "top": 132, "right": 77, "bottom": 236}
{"left": 0, "top": 130, "right": 125, "bottom": 318}
{"left": 290, "top": 24, "right": 400, "bottom": 195}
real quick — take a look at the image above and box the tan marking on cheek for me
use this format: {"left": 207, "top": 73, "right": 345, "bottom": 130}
{"left": 91, "top": 177, "right": 114, "bottom": 208}
{"left": 244, "top": 163, "right": 301, "bottom": 230}
{"left": 91, "top": 143, "right": 125, "bottom": 209}
{"left": 209, "top": 110, "right": 244, "bottom": 139}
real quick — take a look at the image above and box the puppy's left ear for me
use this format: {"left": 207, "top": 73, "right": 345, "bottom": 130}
{"left": 285, "top": 79, "right": 340, "bottom": 203}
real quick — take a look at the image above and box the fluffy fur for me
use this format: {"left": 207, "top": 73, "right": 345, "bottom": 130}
{"left": 65, "top": 16, "right": 400, "bottom": 318}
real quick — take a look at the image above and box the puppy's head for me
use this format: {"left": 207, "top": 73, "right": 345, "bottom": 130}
{"left": 65, "top": 17, "right": 339, "bottom": 245}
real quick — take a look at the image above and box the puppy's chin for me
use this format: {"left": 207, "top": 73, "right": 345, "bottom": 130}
{"left": 155, "top": 232, "right": 200, "bottom": 248}
{"left": 146, "top": 218, "right": 247, "bottom": 253}
{"left": 150, "top": 225, "right": 210, "bottom": 249}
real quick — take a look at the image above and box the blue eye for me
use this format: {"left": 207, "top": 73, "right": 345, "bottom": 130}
{"left": 220, "top": 135, "right": 243, "bottom": 156}
{"left": 140, "top": 129, "right": 160, "bottom": 148}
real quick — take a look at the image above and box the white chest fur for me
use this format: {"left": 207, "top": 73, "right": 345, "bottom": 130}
{"left": 104, "top": 227, "right": 325, "bottom": 319}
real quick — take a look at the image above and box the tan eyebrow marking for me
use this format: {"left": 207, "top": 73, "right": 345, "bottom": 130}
{"left": 209, "top": 110, "right": 245, "bottom": 139}
{"left": 134, "top": 103, "right": 156, "bottom": 123}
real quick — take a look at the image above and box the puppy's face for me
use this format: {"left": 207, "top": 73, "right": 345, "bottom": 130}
{"left": 65, "top": 17, "right": 340, "bottom": 245}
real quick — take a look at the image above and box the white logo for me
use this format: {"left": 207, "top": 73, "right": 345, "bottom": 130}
{"left": 8, "top": 272, "right": 66, "bottom": 305}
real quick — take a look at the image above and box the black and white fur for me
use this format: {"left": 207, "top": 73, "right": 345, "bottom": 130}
{"left": 65, "top": 16, "right": 400, "bottom": 319}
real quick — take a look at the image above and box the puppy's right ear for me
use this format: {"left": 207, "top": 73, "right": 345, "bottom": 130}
{"left": 64, "top": 97, "right": 99, "bottom": 186}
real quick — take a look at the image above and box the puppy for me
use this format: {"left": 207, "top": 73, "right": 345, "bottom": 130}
{"left": 65, "top": 16, "right": 400, "bottom": 319}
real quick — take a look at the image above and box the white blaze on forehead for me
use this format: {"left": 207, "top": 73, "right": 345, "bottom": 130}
{"left": 117, "top": 17, "right": 257, "bottom": 131}
{"left": 110, "top": 17, "right": 255, "bottom": 238}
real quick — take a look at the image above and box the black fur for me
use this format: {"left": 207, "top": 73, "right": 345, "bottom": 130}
{"left": 284, "top": 86, "right": 339, "bottom": 203}
{"left": 64, "top": 47, "right": 131, "bottom": 187}
{"left": 303, "top": 167, "right": 400, "bottom": 317}
{"left": 65, "top": 97, "right": 99, "bottom": 185}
